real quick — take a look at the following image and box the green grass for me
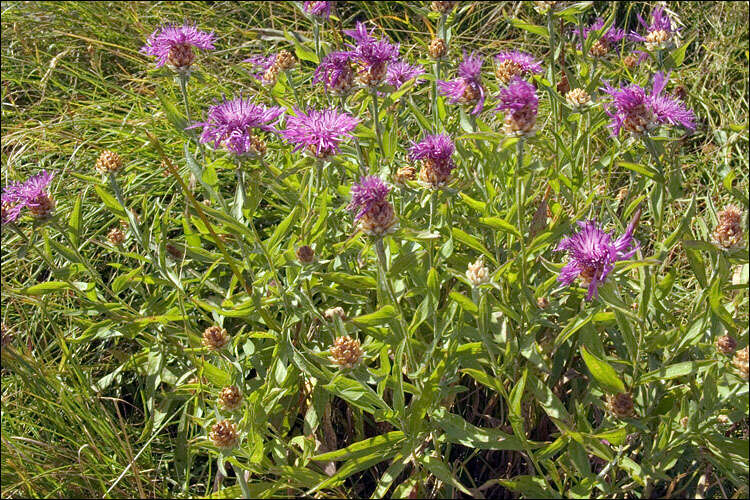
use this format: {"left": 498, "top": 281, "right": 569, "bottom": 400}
{"left": 2, "top": 1, "right": 748, "bottom": 498}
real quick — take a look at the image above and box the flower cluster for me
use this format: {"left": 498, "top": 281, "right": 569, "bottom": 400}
{"left": 141, "top": 22, "right": 215, "bottom": 72}
{"left": 438, "top": 51, "right": 485, "bottom": 115}
{"left": 1, "top": 171, "right": 55, "bottom": 224}
{"left": 281, "top": 108, "right": 359, "bottom": 159}
{"left": 385, "top": 60, "right": 425, "bottom": 89}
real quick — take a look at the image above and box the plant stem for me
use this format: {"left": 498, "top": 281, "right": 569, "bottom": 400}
{"left": 284, "top": 69, "right": 303, "bottom": 109}
{"left": 515, "top": 139, "right": 528, "bottom": 325}
{"left": 235, "top": 465, "right": 251, "bottom": 499}
{"left": 370, "top": 88, "right": 385, "bottom": 158}
{"left": 374, "top": 237, "right": 413, "bottom": 367}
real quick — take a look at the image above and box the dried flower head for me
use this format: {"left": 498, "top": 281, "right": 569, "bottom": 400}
{"left": 537, "top": 296, "right": 550, "bottom": 309}
{"left": 282, "top": 108, "right": 359, "bottom": 159}
{"left": 623, "top": 53, "right": 639, "bottom": 69}
{"left": 410, "top": 134, "right": 456, "bottom": 189}
{"left": 556, "top": 73, "right": 570, "bottom": 95}
{"left": 555, "top": 211, "right": 640, "bottom": 301}
{"left": 274, "top": 49, "right": 297, "bottom": 71}
{"left": 631, "top": 6, "right": 680, "bottom": 50}
{"left": 601, "top": 72, "right": 695, "bottom": 136}
{"left": 202, "top": 326, "right": 230, "bottom": 351}
{"left": 712, "top": 205, "right": 744, "bottom": 250}
{"left": 140, "top": 22, "right": 215, "bottom": 71}
{"left": 347, "top": 176, "right": 397, "bottom": 236}
{"left": 296, "top": 245, "right": 315, "bottom": 264}
{"left": 330, "top": 336, "right": 363, "bottom": 368}
{"left": 466, "top": 256, "right": 490, "bottom": 286}
{"left": 428, "top": 37, "right": 447, "bottom": 59}
{"left": 191, "top": 96, "right": 283, "bottom": 157}
{"left": 324, "top": 307, "right": 347, "bottom": 321}
{"left": 95, "top": 150, "right": 124, "bottom": 175}
{"left": 394, "top": 165, "right": 417, "bottom": 185}
{"left": 218, "top": 385, "right": 243, "bottom": 411}
{"left": 2, "top": 170, "right": 56, "bottom": 224}
{"left": 314, "top": 51, "right": 355, "bottom": 95}
{"left": 438, "top": 51, "right": 485, "bottom": 115}
{"left": 716, "top": 335, "right": 738, "bottom": 356}
{"left": 733, "top": 346, "right": 749, "bottom": 379}
{"left": 303, "top": 1, "right": 332, "bottom": 18}
{"left": 494, "top": 51, "right": 542, "bottom": 85}
{"left": 607, "top": 393, "right": 635, "bottom": 419}
{"left": 209, "top": 419, "right": 239, "bottom": 449}
{"left": 566, "top": 88, "right": 592, "bottom": 109}
{"left": 107, "top": 227, "right": 126, "bottom": 246}
{"left": 496, "top": 77, "right": 539, "bottom": 137}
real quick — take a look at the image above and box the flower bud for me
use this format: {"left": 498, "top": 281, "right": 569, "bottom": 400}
{"left": 565, "top": 88, "right": 592, "bottom": 109}
{"left": 202, "top": 326, "right": 230, "bottom": 351}
{"left": 607, "top": 393, "right": 635, "bottom": 419}
{"left": 623, "top": 54, "right": 638, "bottom": 69}
{"left": 218, "top": 385, "right": 243, "bottom": 411}
{"left": 733, "top": 346, "right": 749, "bottom": 379}
{"left": 466, "top": 256, "right": 490, "bottom": 286}
{"left": 589, "top": 40, "right": 609, "bottom": 58}
{"left": 556, "top": 73, "right": 570, "bottom": 95}
{"left": 330, "top": 336, "right": 362, "bottom": 369}
{"left": 296, "top": 245, "right": 315, "bottom": 264}
{"left": 209, "top": 419, "right": 239, "bottom": 449}
{"left": 107, "top": 227, "right": 125, "bottom": 246}
{"left": 95, "top": 150, "right": 124, "bottom": 175}
{"left": 274, "top": 49, "right": 297, "bottom": 71}
{"left": 537, "top": 296, "right": 550, "bottom": 309}
{"left": 712, "top": 205, "right": 744, "bottom": 250}
{"left": 393, "top": 165, "right": 417, "bottom": 185}
{"left": 715, "top": 335, "right": 737, "bottom": 356}
{"left": 428, "top": 37, "right": 447, "bottom": 60}
{"left": 324, "top": 307, "right": 347, "bottom": 321}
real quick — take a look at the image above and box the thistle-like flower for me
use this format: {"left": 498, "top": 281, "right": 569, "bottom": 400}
{"left": 466, "top": 256, "right": 490, "bottom": 286}
{"left": 296, "top": 245, "right": 315, "bottom": 264}
{"left": 202, "top": 326, "right": 230, "bottom": 351}
{"left": 107, "top": 227, "right": 126, "bottom": 246}
{"left": 606, "top": 393, "right": 635, "bottom": 419}
{"left": 191, "top": 96, "right": 284, "bottom": 157}
{"left": 565, "top": 88, "right": 592, "bottom": 109}
{"left": 281, "top": 108, "right": 359, "bottom": 159}
{"left": 140, "top": 22, "right": 215, "bottom": 72}
{"left": 330, "top": 336, "right": 363, "bottom": 369}
{"left": 733, "top": 346, "right": 749, "bottom": 380}
{"left": 428, "top": 37, "right": 447, "bottom": 60}
{"left": 95, "top": 150, "right": 124, "bottom": 176}
{"left": 712, "top": 205, "right": 744, "bottom": 250}
{"left": 244, "top": 53, "right": 280, "bottom": 85}
{"left": 630, "top": 5, "right": 680, "bottom": 50}
{"left": 573, "top": 18, "right": 627, "bottom": 57}
{"left": 494, "top": 51, "right": 542, "bottom": 85}
{"left": 715, "top": 335, "right": 738, "bottom": 356}
{"left": 209, "top": 420, "right": 239, "bottom": 449}
{"left": 1, "top": 170, "right": 56, "bottom": 224}
{"left": 409, "top": 134, "right": 456, "bottom": 189}
{"left": 385, "top": 60, "right": 425, "bottom": 89}
{"left": 344, "top": 22, "right": 400, "bottom": 87}
{"left": 438, "top": 51, "right": 485, "bottom": 115}
{"left": 347, "top": 176, "right": 397, "bottom": 236}
{"left": 555, "top": 211, "right": 640, "bottom": 301}
{"left": 218, "top": 386, "right": 243, "bottom": 411}
{"left": 314, "top": 51, "right": 356, "bottom": 95}
{"left": 495, "top": 77, "right": 538, "bottom": 137}
{"left": 303, "top": 1, "right": 332, "bottom": 18}
{"left": 600, "top": 72, "right": 695, "bottom": 136}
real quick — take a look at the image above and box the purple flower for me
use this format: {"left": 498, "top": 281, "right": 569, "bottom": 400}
{"left": 438, "top": 51, "right": 485, "bottom": 115}
{"left": 1, "top": 171, "right": 55, "bottom": 224}
{"left": 573, "top": 18, "right": 627, "bottom": 50}
{"left": 347, "top": 176, "right": 390, "bottom": 222}
{"left": 314, "top": 51, "right": 355, "bottom": 94}
{"left": 343, "top": 21, "right": 377, "bottom": 45}
{"left": 190, "top": 96, "right": 284, "bottom": 156}
{"left": 600, "top": 72, "right": 695, "bottom": 136}
{"left": 303, "top": 1, "right": 331, "bottom": 18}
{"left": 409, "top": 134, "right": 455, "bottom": 163}
{"left": 495, "top": 77, "right": 538, "bottom": 136}
{"left": 344, "top": 21, "right": 400, "bottom": 86}
{"left": 140, "top": 22, "right": 215, "bottom": 69}
{"left": 630, "top": 6, "right": 679, "bottom": 48}
{"left": 555, "top": 213, "right": 640, "bottom": 301}
{"left": 281, "top": 108, "right": 360, "bottom": 158}
{"left": 385, "top": 60, "right": 425, "bottom": 89}
{"left": 494, "top": 50, "right": 543, "bottom": 75}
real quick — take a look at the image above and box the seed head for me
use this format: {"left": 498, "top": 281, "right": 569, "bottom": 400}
{"left": 466, "top": 256, "right": 490, "bottom": 286}
{"left": 324, "top": 307, "right": 347, "bottom": 321}
{"left": 330, "top": 336, "right": 362, "bottom": 369}
{"left": 218, "top": 385, "right": 243, "bottom": 411}
{"left": 712, "top": 205, "right": 744, "bottom": 250}
{"left": 428, "top": 37, "right": 447, "bottom": 59}
{"left": 274, "top": 49, "right": 297, "bottom": 71}
{"left": 393, "top": 165, "right": 417, "bottom": 185}
{"left": 732, "top": 346, "right": 749, "bottom": 379}
{"left": 209, "top": 419, "right": 239, "bottom": 450}
{"left": 95, "top": 150, "right": 124, "bottom": 175}
{"left": 203, "top": 326, "right": 230, "bottom": 351}
{"left": 107, "top": 227, "right": 126, "bottom": 246}
{"left": 565, "top": 88, "right": 592, "bottom": 109}
{"left": 607, "top": 393, "right": 635, "bottom": 419}
{"left": 715, "top": 335, "right": 737, "bottom": 356}
{"left": 296, "top": 245, "right": 315, "bottom": 264}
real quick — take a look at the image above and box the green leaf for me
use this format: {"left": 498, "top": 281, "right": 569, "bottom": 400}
{"left": 156, "top": 88, "right": 187, "bottom": 134}
{"left": 322, "top": 272, "right": 377, "bottom": 290}
{"left": 636, "top": 360, "right": 715, "bottom": 385}
{"left": 478, "top": 217, "right": 521, "bottom": 238}
{"left": 510, "top": 18, "right": 549, "bottom": 38}
{"left": 418, "top": 454, "right": 473, "bottom": 496}
{"left": 350, "top": 305, "right": 396, "bottom": 327}
{"left": 94, "top": 185, "right": 126, "bottom": 217}
{"left": 431, "top": 408, "right": 526, "bottom": 450}
{"left": 22, "top": 281, "right": 71, "bottom": 295}
{"left": 449, "top": 291, "right": 478, "bottom": 313}
{"left": 497, "top": 476, "right": 560, "bottom": 499}
{"left": 580, "top": 345, "right": 626, "bottom": 394}
{"left": 311, "top": 431, "right": 405, "bottom": 462}
{"left": 451, "top": 228, "right": 498, "bottom": 265}
{"left": 618, "top": 161, "right": 664, "bottom": 182}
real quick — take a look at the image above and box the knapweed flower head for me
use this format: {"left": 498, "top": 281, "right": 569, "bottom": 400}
{"left": 494, "top": 51, "right": 542, "bottom": 85}
{"left": 385, "top": 60, "right": 425, "bottom": 89}
{"left": 496, "top": 77, "right": 539, "bottom": 137}
{"left": 438, "top": 51, "right": 485, "bottom": 115}
{"left": 631, "top": 5, "right": 680, "bottom": 50}
{"left": 712, "top": 204, "right": 745, "bottom": 250}
{"left": 281, "top": 108, "right": 359, "bottom": 159}
{"left": 314, "top": 51, "right": 355, "bottom": 95}
{"left": 573, "top": 18, "right": 627, "bottom": 57}
{"left": 1, "top": 170, "right": 56, "bottom": 224}
{"left": 345, "top": 22, "right": 400, "bottom": 87}
{"left": 347, "top": 176, "right": 397, "bottom": 236}
{"left": 303, "top": 1, "right": 332, "bottom": 18}
{"left": 140, "top": 22, "right": 215, "bottom": 71}
{"left": 601, "top": 72, "right": 695, "bottom": 136}
{"left": 555, "top": 211, "right": 640, "bottom": 301}
{"left": 244, "top": 53, "right": 284, "bottom": 86}
{"left": 410, "top": 134, "right": 456, "bottom": 188}
{"left": 191, "top": 96, "right": 284, "bottom": 157}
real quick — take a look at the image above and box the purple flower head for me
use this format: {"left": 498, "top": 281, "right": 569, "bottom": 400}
{"left": 555, "top": 212, "right": 640, "bottom": 301}
{"left": 496, "top": 77, "right": 538, "bottom": 114}
{"left": 303, "top": 1, "right": 331, "bottom": 18}
{"left": 344, "top": 21, "right": 377, "bottom": 45}
{"left": 409, "top": 134, "right": 455, "bottom": 162}
{"left": 600, "top": 72, "right": 695, "bottom": 136}
{"left": 630, "top": 6, "right": 680, "bottom": 48}
{"left": 2, "top": 171, "right": 55, "bottom": 224}
{"left": 438, "top": 51, "right": 486, "bottom": 115}
{"left": 385, "top": 60, "right": 425, "bottom": 88}
{"left": 494, "top": 50, "right": 543, "bottom": 75}
{"left": 314, "top": 51, "right": 355, "bottom": 93}
{"left": 190, "top": 96, "right": 284, "bottom": 156}
{"left": 281, "top": 108, "right": 360, "bottom": 158}
{"left": 573, "top": 18, "right": 627, "bottom": 48}
{"left": 140, "top": 22, "right": 215, "bottom": 69}
{"left": 244, "top": 53, "right": 276, "bottom": 71}
{"left": 347, "top": 176, "right": 390, "bottom": 222}
{"left": 352, "top": 39, "right": 400, "bottom": 69}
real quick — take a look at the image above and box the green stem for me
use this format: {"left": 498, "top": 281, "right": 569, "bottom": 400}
{"left": 374, "top": 238, "right": 413, "bottom": 366}
{"left": 370, "top": 88, "right": 385, "bottom": 158}
{"left": 515, "top": 140, "right": 528, "bottom": 325}
{"left": 178, "top": 74, "right": 205, "bottom": 164}
{"left": 284, "top": 69, "right": 303, "bottom": 109}
{"left": 235, "top": 465, "right": 251, "bottom": 499}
